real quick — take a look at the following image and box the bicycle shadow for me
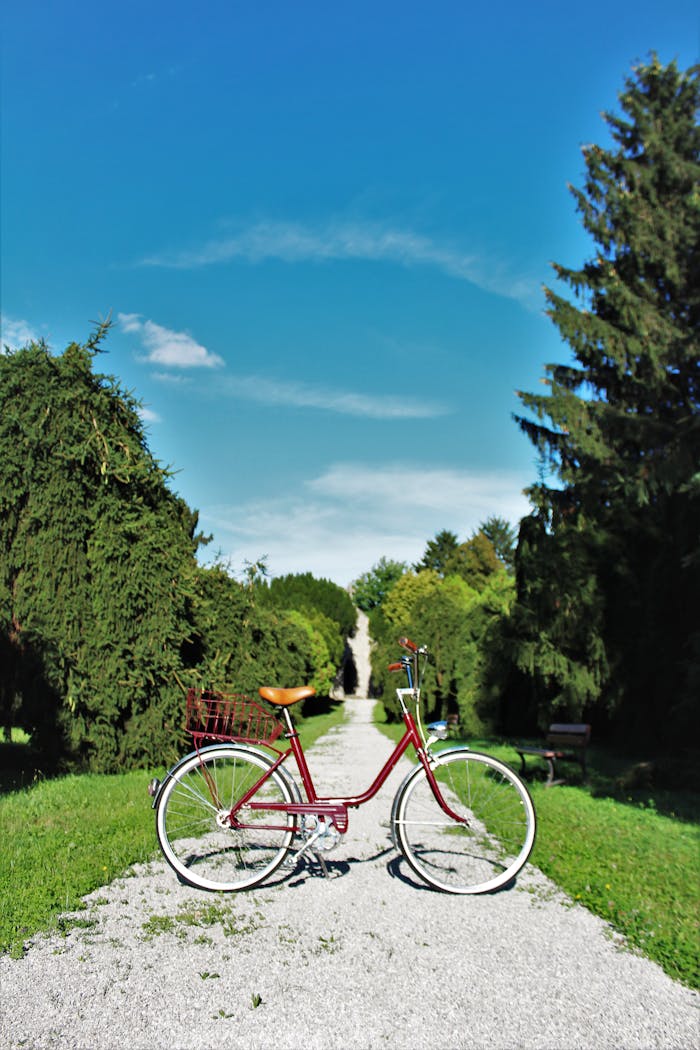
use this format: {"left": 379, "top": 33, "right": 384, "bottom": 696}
{"left": 281, "top": 845, "right": 519, "bottom": 896}
{"left": 176, "top": 843, "right": 521, "bottom": 895}
{"left": 386, "top": 854, "right": 519, "bottom": 895}
{"left": 284, "top": 843, "right": 395, "bottom": 887}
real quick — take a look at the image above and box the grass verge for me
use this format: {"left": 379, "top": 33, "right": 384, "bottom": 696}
{"left": 0, "top": 699, "right": 346, "bottom": 958}
{"left": 372, "top": 706, "right": 700, "bottom": 990}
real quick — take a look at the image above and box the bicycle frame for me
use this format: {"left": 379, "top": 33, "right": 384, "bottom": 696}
{"left": 224, "top": 667, "right": 467, "bottom": 835}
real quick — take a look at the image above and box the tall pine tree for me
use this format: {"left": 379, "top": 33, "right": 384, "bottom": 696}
{"left": 512, "top": 56, "right": 699, "bottom": 746}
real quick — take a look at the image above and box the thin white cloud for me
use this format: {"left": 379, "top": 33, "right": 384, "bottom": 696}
{"left": 308, "top": 463, "right": 528, "bottom": 518}
{"left": 224, "top": 375, "right": 448, "bottom": 420}
{"left": 138, "top": 405, "right": 161, "bottom": 424}
{"left": 199, "top": 462, "right": 530, "bottom": 586}
{"left": 1, "top": 315, "right": 41, "bottom": 349}
{"left": 131, "top": 65, "right": 182, "bottom": 88}
{"left": 118, "top": 313, "right": 224, "bottom": 369}
{"left": 118, "top": 312, "right": 446, "bottom": 418}
{"left": 131, "top": 72, "right": 157, "bottom": 87}
{"left": 142, "top": 221, "right": 477, "bottom": 275}
{"left": 138, "top": 220, "right": 539, "bottom": 306}
{"left": 307, "top": 463, "right": 530, "bottom": 525}
{"left": 152, "top": 371, "right": 193, "bottom": 385}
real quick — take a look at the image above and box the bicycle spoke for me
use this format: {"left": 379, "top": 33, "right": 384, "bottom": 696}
{"left": 156, "top": 746, "right": 296, "bottom": 891}
{"left": 394, "top": 749, "right": 535, "bottom": 894}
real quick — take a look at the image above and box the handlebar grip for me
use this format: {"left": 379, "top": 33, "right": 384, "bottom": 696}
{"left": 398, "top": 636, "right": 418, "bottom": 653}
{"left": 388, "top": 662, "right": 404, "bottom": 672}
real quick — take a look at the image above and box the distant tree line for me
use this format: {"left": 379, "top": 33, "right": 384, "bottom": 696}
{"left": 361, "top": 522, "right": 515, "bottom": 736}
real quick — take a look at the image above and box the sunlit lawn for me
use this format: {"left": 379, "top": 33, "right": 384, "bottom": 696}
{"left": 0, "top": 700, "right": 347, "bottom": 958}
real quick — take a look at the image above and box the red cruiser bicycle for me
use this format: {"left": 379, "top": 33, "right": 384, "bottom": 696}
{"left": 150, "top": 638, "right": 536, "bottom": 895}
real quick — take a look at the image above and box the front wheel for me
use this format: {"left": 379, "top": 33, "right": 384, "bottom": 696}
{"left": 155, "top": 744, "right": 298, "bottom": 891}
{"left": 392, "top": 749, "right": 536, "bottom": 894}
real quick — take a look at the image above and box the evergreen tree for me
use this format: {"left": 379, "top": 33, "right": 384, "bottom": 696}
{"left": 257, "top": 571, "right": 357, "bottom": 642}
{"left": 0, "top": 326, "right": 204, "bottom": 770}
{"left": 414, "top": 529, "right": 459, "bottom": 575}
{"left": 480, "top": 516, "right": 517, "bottom": 573}
{"left": 0, "top": 328, "right": 360, "bottom": 765}
{"left": 512, "top": 57, "right": 699, "bottom": 744}
{"left": 183, "top": 560, "right": 339, "bottom": 710}
{"left": 371, "top": 565, "right": 514, "bottom": 732}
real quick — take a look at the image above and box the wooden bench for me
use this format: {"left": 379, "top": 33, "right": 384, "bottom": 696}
{"left": 446, "top": 712, "right": 460, "bottom": 735}
{"left": 516, "top": 724, "right": 591, "bottom": 787}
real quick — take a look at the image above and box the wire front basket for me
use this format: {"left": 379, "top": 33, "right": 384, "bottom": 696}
{"left": 185, "top": 688, "right": 284, "bottom": 746}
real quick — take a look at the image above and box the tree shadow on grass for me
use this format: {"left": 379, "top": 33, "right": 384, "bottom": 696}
{"left": 1, "top": 630, "right": 68, "bottom": 794}
{"left": 519, "top": 744, "right": 700, "bottom": 824}
{"left": 0, "top": 735, "right": 57, "bottom": 794}
{"left": 446, "top": 734, "right": 700, "bottom": 825}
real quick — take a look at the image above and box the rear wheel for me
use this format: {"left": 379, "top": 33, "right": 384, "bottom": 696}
{"left": 393, "top": 749, "right": 536, "bottom": 894}
{"left": 156, "top": 745, "right": 297, "bottom": 891}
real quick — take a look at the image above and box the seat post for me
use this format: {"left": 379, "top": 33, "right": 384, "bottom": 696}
{"left": 280, "top": 704, "right": 318, "bottom": 801}
{"left": 282, "top": 708, "right": 296, "bottom": 736}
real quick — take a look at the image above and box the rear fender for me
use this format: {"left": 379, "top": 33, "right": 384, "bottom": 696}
{"left": 150, "top": 742, "right": 301, "bottom": 809}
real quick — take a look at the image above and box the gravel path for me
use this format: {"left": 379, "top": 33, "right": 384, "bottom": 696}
{"left": 2, "top": 697, "right": 697, "bottom": 1050}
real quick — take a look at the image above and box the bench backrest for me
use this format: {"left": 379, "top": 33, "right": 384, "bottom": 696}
{"left": 547, "top": 723, "right": 591, "bottom": 748}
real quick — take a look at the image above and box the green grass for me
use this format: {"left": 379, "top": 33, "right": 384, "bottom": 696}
{"left": 529, "top": 785, "right": 699, "bottom": 988}
{"left": 9, "top": 728, "right": 30, "bottom": 744}
{"left": 373, "top": 707, "right": 700, "bottom": 990}
{"left": 0, "top": 768, "right": 159, "bottom": 957}
{"left": 0, "top": 699, "right": 346, "bottom": 958}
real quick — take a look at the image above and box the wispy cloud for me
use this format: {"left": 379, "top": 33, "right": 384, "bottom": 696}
{"left": 200, "top": 462, "right": 530, "bottom": 585}
{"left": 118, "top": 313, "right": 224, "bottom": 368}
{"left": 131, "top": 64, "right": 183, "bottom": 89}
{"left": 119, "top": 311, "right": 445, "bottom": 418}
{"left": 1, "top": 315, "right": 41, "bottom": 349}
{"left": 152, "top": 371, "right": 193, "bottom": 385}
{"left": 307, "top": 463, "right": 529, "bottom": 522}
{"left": 138, "top": 405, "right": 162, "bottom": 424}
{"left": 224, "top": 375, "right": 448, "bottom": 420}
{"left": 138, "top": 220, "right": 538, "bottom": 306}
{"left": 141, "top": 221, "right": 474, "bottom": 276}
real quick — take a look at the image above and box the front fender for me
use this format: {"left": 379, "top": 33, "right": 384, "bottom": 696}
{"left": 388, "top": 746, "right": 472, "bottom": 847}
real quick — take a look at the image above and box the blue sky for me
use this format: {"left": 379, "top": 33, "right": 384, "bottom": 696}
{"left": 2, "top": 2, "right": 698, "bottom": 586}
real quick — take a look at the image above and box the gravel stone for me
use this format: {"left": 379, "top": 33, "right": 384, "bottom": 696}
{"left": 1, "top": 696, "right": 697, "bottom": 1050}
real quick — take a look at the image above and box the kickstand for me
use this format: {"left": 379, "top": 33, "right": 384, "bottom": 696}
{"left": 290, "top": 825, "right": 331, "bottom": 872}
{"left": 312, "top": 852, "right": 330, "bottom": 879}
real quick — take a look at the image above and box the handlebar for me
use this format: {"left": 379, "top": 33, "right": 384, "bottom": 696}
{"left": 387, "top": 639, "right": 429, "bottom": 679}
{"left": 387, "top": 639, "right": 429, "bottom": 718}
